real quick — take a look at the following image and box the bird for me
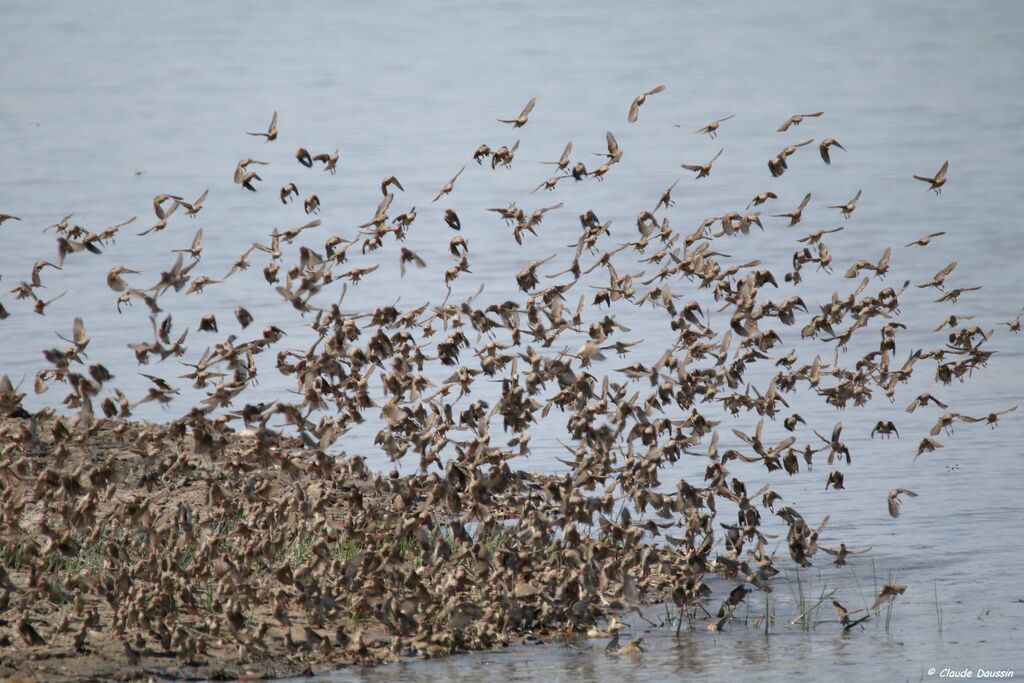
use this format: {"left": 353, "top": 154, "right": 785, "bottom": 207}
{"left": 768, "top": 138, "right": 814, "bottom": 177}
{"left": 916, "top": 262, "right": 957, "bottom": 290}
{"left": 235, "top": 306, "right": 254, "bottom": 328}
{"left": 472, "top": 144, "right": 492, "bottom": 164}
{"left": 904, "top": 231, "right": 945, "bottom": 247}
{"left": 695, "top": 114, "right": 734, "bottom": 139}
{"left": 240, "top": 170, "right": 263, "bottom": 192}
{"left": 295, "top": 147, "right": 313, "bottom": 167}
{"left": 498, "top": 97, "right": 536, "bottom": 128}
{"left": 313, "top": 149, "right": 340, "bottom": 174}
{"left": 747, "top": 192, "right": 778, "bottom": 209}
{"left": 303, "top": 195, "right": 321, "bottom": 215}
{"left": 628, "top": 85, "right": 666, "bottom": 123}
{"left": 233, "top": 158, "right": 268, "bottom": 184}
{"left": 399, "top": 247, "right": 426, "bottom": 276}
{"left": 540, "top": 141, "right": 573, "bottom": 171}
{"left": 0, "top": 213, "right": 22, "bottom": 225}
{"left": 906, "top": 393, "right": 948, "bottom": 413}
{"left": 179, "top": 189, "right": 209, "bottom": 218}
{"left": 443, "top": 209, "right": 461, "bottom": 231}
{"left": 433, "top": 167, "right": 465, "bottom": 202}
{"left": 887, "top": 489, "right": 918, "bottom": 518}
{"left": 823, "top": 544, "right": 872, "bottom": 567}
{"left": 819, "top": 138, "right": 846, "bottom": 164}
{"left": 681, "top": 148, "right": 723, "bottom": 179}
{"left": 778, "top": 111, "right": 824, "bottom": 132}
{"left": 280, "top": 183, "right": 299, "bottom": 204}
{"left": 1001, "top": 307, "right": 1023, "bottom": 333}
{"left": 870, "top": 420, "right": 898, "bottom": 438}
{"left": 247, "top": 111, "right": 278, "bottom": 141}
{"left": 829, "top": 190, "right": 861, "bottom": 219}
{"left": 772, "top": 193, "right": 812, "bottom": 226}
{"left": 870, "top": 583, "right": 908, "bottom": 612}
{"left": 380, "top": 175, "right": 404, "bottom": 196}
{"left": 914, "top": 161, "right": 949, "bottom": 193}
{"left": 171, "top": 228, "right": 204, "bottom": 260}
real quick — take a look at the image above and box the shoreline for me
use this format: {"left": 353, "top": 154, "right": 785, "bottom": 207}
{"left": 0, "top": 415, "right": 685, "bottom": 681}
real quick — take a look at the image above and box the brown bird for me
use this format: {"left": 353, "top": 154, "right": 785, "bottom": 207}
{"left": 280, "top": 183, "right": 299, "bottom": 204}
{"left": 695, "top": 114, "right": 734, "bottom": 139}
{"left": 179, "top": 188, "right": 209, "bottom": 218}
{"left": 295, "top": 147, "right": 313, "bottom": 167}
{"left": 433, "top": 167, "right": 465, "bottom": 202}
{"left": 870, "top": 583, "right": 908, "bottom": 612}
{"left": 681, "top": 148, "right": 723, "bottom": 179}
{"left": 0, "top": 213, "right": 21, "bottom": 225}
{"left": 107, "top": 265, "right": 140, "bottom": 292}
{"left": 870, "top": 420, "right": 898, "bottom": 438}
{"left": 1001, "top": 306, "right": 1023, "bottom": 333}
{"left": 965, "top": 405, "right": 1018, "bottom": 428}
{"left": 241, "top": 170, "right": 263, "bottom": 192}
{"left": 235, "top": 306, "right": 254, "bottom": 328}
{"left": 914, "top": 437, "right": 943, "bottom": 461}
{"left": 916, "top": 261, "right": 957, "bottom": 290}
{"left": 829, "top": 190, "right": 861, "bottom": 219}
{"left": 233, "top": 158, "right": 268, "bottom": 184}
{"left": 498, "top": 97, "right": 536, "bottom": 128}
{"left": 313, "top": 149, "right": 340, "bottom": 174}
{"left": 303, "top": 194, "right": 320, "bottom": 215}
{"left": 596, "top": 131, "right": 623, "bottom": 164}
{"left": 914, "top": 160, "right": 949, "bottom": 193}
{"left": 246, "top": 111, "right": 278, "bottom": 141}
{"left": 472, "top": 144, "right": 492, "bottom": 164}
{"left": 904, "top": 231, "right": 945, "bottom": 247}
{"left": 399, "top": 247, "right": 426, "bottom": 276}
{"left": 772, "top": 193, "right": 812, "bottom": 226}
{"left": 443, "top": 209, "right": 462, "bottom": 231}
{"left": 171, "top": 228, "right": 204, "bottom": 260}
{"left": 887, "top": 489, "right": 917, "bottom": 518}
{"left": 380, "top": 175, "right": 404, "bottom": 195}
{"left": 778, "top": 111, "right": 824, "bottom": 132}
{"left": 628, "top": 85, "right": 666, "bottom": 123}
{"left": 747, "top": 191, "right": 778, "bottom": 209}
{"left": 823, "top": 544, "right": 872, "bottom": 567}
{"left": 540, "top": 141, "right": 573, "bottom": 171}
{"left": 819, "top": 137, "right": 845, "bottom": 164}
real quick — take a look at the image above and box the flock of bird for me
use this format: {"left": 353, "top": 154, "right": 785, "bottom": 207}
{"left": 0, "top": 85, "right": 1020, "bottom": 677}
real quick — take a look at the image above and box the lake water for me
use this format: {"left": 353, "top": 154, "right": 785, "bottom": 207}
{"left": 1, "top": 1, "right": 1023, "bottom": 680}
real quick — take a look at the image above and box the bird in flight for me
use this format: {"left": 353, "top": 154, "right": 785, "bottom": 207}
{"left": 913, "top": 161, "right": 949, "bottom": 193}
{"left": 498, "top": 97, "right": 536, "bottom": 128}
{"left": 681, "top": 148, "right": 723, "bottom": 179}
{"left": 628, "top": 85, "right": 666, "bottom": 123}
{"left": 778, "top": 111, "right": 824, "bottom": 132}
{"left": 247, "top": 111, "right": 278, "bottom": 141}
{"left": 695, "top": 114, "right": 734, "bottom": 139}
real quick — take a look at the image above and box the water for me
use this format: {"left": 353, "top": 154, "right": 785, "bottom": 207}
{"left": 1, "top": 1, "right": 1023, "bottom": 680}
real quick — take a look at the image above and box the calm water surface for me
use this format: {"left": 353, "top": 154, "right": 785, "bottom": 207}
{"left": 1, "top": 1, "right": 1023, "bottom": 680}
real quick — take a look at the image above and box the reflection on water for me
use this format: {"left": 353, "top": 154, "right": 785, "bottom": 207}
{"left": 2, "top": 0, "right": 1024, "bottom": 680}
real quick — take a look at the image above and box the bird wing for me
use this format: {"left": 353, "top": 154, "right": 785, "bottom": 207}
{"left": 628, "top": 98, "right": 641, "bottom": 123}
